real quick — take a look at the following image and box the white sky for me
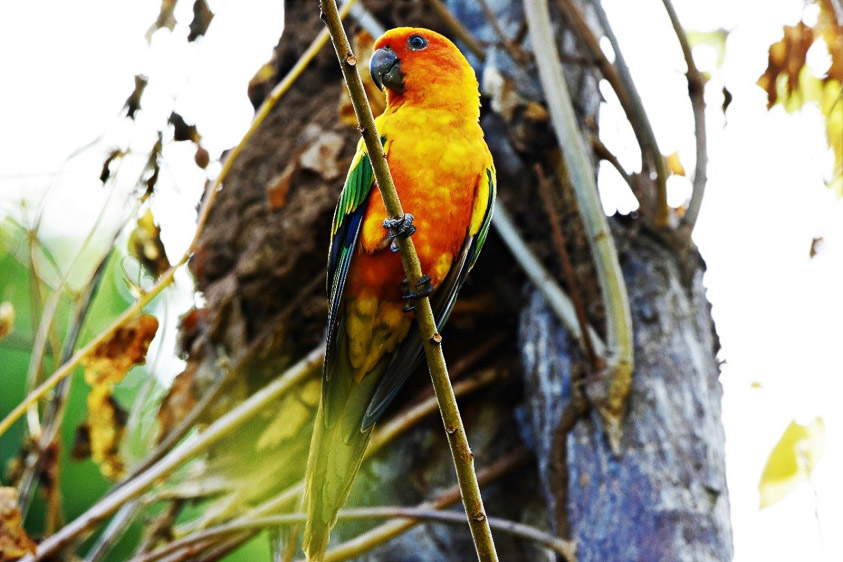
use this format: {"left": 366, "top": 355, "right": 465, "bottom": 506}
{"left": 1, "top": 1, "right": 841, "bottom": 560}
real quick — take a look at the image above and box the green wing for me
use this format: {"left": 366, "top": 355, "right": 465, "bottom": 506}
{"left": 361, "top": 163, "right": 497, "bottom": 427}
{"left": 325, "top": 139, "right": 378, "bottom": 378}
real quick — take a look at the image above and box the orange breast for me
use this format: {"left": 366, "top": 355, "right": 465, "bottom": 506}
{"left": 344, "top": 109, "right": 486, "bottom": 302}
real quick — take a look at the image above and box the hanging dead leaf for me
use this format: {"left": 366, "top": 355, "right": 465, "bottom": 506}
{"left": 0, "top": 302, "right": 13, "bottom": 341}
{"left": 82, "top": 314, "right": 159, "bottom": 386}
{"left": 339, "top": 30, "right": 386, "bottom": 124}
{"left": 665, "top": 151, "right": 686, "bottom": 176}
{"left": 759, "top": 417, "right": 825, "bottom": 509}
{"left": 809, "top": 236, "right": 825, "bottom": 258}
{"left": 100, "top": 148, "right": 126, "bottom": 184}
{"left": 0, "top": 487, "right": 37, "bottom": 559}
{"left": 124, "top": 75, "right": 149, "bottom": 119}
{"left": 248, "top": 62, "right": 278, "bottom": 109}
{"left": 129, "top": 209, "right": 171, "bottom": 279}
{"left": 188, "top": 0, "right": 214, "bottom": 41}
{"left": 146, "top": 0, "right": 179, "bottom": 43}
{"left": 168, "top": 112, "right": 200, "bottom": 143}
{"left": 141, "top": 134, "right": 164, "bottom": 201}
{"left": 757, "top": 22, "right": 813, "bottom": 108}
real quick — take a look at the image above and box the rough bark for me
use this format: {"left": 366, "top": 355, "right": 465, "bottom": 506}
{"left": 164, "top": 1, "right": 732, "bottom": 560}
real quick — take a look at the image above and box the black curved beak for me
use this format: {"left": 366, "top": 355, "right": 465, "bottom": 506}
{"left": 370, "top": 46, "right": 404, "bottom": 93}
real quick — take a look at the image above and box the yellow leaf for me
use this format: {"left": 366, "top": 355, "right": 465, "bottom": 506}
{"left": 759, "top": 417, "right": 825, "bottom": 509}
{"left": 0, "top": 487, "right": 37, "bottom": 559}
{"left": 82, "top": 314, "right": 159, "bottom": 386}
{"left": 665, "top": 151, "right": 686, "bottom": 176}
{"left": 128, "top": 209, "right": 171, "bottom": 279}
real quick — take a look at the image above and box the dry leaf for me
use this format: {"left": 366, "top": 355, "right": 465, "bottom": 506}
{"left": 0, "top": 302, "right": 14, "bottom": 341}
{"left": 759, "top": 417, "right": 825, "bottom": 508}
{"left": 82, "top": 314, "right": 159, "bottom": 386}
{"left": 188, "top": 0, "right": 214, "bottom": 42}
{"left": 77, "top": 314, "right": 157, "bottom": 479}
{"left": 146, "top": 0, "right": 178, "bottom": 42}
{"left": 129, "top": 209, "right": 171, "bottom": 279}
{"left": 86, "top": 385, "right": 129, "bottom": 479}
{"left": 757, "top": 22, "right": 814, "bottom": 108}
{"left": 0, "top": 487, "right": 37, "bottom": 559}
{"left": 100, "top": 148, "right": 125, "bottom": 184}
{"left": 124, "top": 75, "right": 149, "bottom": 119}
{"left": 266, "top": 162, "right": 297, "bottom": 210}
{"left": 168, "top": 112, "right": 200, "bottom": 143}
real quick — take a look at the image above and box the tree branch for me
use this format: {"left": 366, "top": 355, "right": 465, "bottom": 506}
{"left": 660, "top": 0, "right": 708, "bottom": 233}
{"left": 524, "top": 0, "right": 633, "bottom": 455}
{"left": 318, "top": 1, "right": 498, "bottom": 559}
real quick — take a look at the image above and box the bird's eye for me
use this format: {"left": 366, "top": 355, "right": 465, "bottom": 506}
{"left": 407, "top": 34, "right": 428, "bottom": 50}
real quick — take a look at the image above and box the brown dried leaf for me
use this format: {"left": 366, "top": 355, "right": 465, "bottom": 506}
{"left": 0, "top": 487, "right": 37, "bottom": 559}
{"left": 146, "top": 0, "right": 178, "bottom": 43}
{"left": 128, "top": 209, "right": 171, "bottom": 279}
{"left": 142, "top": 134, "right": 164, "bottom": 200}
{"left": 339, "top": 30, "right": 385, "bottom": 124}
{"left": 0, "top": 302, "right": 14, "bottom": 341}
{"left": 100, "top": 148, "right": 125, "bottom": 184}
{"left": 82, "top": 314, "right": 159, "bottom": 386}
{"left": 188, "top": 0, "right": 214, "bottom": 42}
{"left": 168, "top": 112, "right": 200, "bottom": 143}
{"left": 757, "top": 22, "right": 814, "bottom": 108}
{"left": 817, "top": 0, "right": 843, "bottom": 83}
{"left": 124, "top": 75, "right": 149, "bottom": 119}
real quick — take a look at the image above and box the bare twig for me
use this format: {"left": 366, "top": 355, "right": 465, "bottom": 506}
{"left": 525, "top": 0, "right": 633, "bottom": 455}
{"left": 535, "top": 163, "right": 600, "bottom": 371}
{"left": 476, "top": 0, "right": 531, "bottom": 64}
{"left": 557, "top": 0, "right": 668, "bottom": 226}
{"left": 590, "top": 135, "right": 636, "bottom": 194}
{"left": 21, "top": 346, "right": 324, "bottom": 561}
{"left": 660, "top": 0, "right": 708, "bottom": 233}
{"left": 319, "top": 1, "right": 498, "bottom": 559}
{"left": 134, "top": 504, "right": 573, "bottom": 562}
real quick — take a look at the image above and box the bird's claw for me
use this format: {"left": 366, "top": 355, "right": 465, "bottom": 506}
{"left": 401, "top": 275, "right": 434, "bottom": 312}
{"left": 383, "top": 214, "right": 416, "bottom": 252}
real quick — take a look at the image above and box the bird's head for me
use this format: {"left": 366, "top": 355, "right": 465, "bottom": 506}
{"left": 370, "top": 27, "right": 479, "bottom": 118}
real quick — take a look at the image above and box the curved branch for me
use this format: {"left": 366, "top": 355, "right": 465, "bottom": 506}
{"left": 524, "top": 0, "right": 633, "bottom": 454}
{"left": 660, "top": 0, "right": 708, "bottom": 233}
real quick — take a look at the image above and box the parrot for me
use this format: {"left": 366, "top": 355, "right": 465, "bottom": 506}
{"left": 302, "top": 27, "right": 496, "bottom": 560}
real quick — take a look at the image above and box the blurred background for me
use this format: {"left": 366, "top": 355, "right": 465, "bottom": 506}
{"left": 1, "top": 0, "right": 840, "bottom": 560}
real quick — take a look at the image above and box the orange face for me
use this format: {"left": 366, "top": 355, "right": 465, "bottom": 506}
{"left": 370, "top": 27, "right": 479, "bottom": 113}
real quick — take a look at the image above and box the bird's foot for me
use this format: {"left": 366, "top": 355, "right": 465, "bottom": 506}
{"left": 383, "top": 214, "right": 416, "bottom": 253}
{"left": 401, "top": 275, "right": 434, "bottom": 312}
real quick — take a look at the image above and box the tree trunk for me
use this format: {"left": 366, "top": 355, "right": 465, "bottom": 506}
{"left": 167, "top": 1, "right": 733, "bottom": 559}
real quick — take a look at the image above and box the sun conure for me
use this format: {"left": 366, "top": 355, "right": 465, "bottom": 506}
{"left": 303, "top": 27, "right": 496, "bottom": 560}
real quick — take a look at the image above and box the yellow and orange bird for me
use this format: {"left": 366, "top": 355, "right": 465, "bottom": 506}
{"left": 303, "top": 27, "right": 496, "bottom": 560}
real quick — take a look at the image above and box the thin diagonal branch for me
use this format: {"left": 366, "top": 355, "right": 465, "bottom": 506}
{"left": 319, "top": 1, "right": 498, "bottom": 560}
{"left": 525, "top": 0, "right": 633, "bottom": 455}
